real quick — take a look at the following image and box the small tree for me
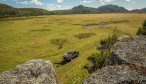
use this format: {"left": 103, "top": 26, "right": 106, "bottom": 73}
{"left": 137, "top": 20, "right": 146, "bottom": 35}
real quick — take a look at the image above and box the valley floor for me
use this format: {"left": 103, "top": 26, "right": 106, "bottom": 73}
{"left": 0, "top": 13, "right": 146, "bottom": 84}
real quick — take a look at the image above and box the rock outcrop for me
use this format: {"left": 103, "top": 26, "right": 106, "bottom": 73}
{"left": 104, "top": 36, "right": 146, "bottom": 68}
{"left": 83, "top": 65, "right": 146, "bottom": 84}
{"left": 83, "top": 36, "right": 146, "bottom": 84}
{"left": 0, "top": 59, "right": 57, "bottom": 84}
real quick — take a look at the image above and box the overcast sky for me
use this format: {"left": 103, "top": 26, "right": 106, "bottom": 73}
{"left": 0, "top": 0, "right": 146, "bottom": 10}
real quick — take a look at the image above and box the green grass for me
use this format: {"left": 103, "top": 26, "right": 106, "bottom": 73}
{"left": 0, "top": 14, "right": 146, "bottom": 84}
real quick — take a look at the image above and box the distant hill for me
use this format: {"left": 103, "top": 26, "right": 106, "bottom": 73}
{"left": 0, "top": 3, "right": 53, "bottom": 18}
{"left": 0, "top": 3, "right": 14, "bottom": 9}
{"left": 97, "top": 4, "right": 128, "bottom": 13}
{"left": 131, "top": 8, "right": 146, "bottom": 13}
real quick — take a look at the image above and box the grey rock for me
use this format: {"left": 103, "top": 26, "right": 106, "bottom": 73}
{"left": 83, "top": 65, "right": 146, "bottom": 84}
{"left": 0, "top": 59, "right": 57, "bottom": 84}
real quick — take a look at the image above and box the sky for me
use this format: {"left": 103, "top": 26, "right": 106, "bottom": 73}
{"left": 0, "top": 0, "right": 146, "bottom": 10}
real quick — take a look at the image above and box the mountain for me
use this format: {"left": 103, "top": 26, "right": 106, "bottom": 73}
{"left": 131, "top": 8, "right": 146, "bottom": 13}
{"left": 53, "top": 4, "right": 129, "bottom": 14}
{"left": 97, "top": 4, "right": 129, "bottom": 13}
{"left": 70, "top": 5, "right": 97, "bottom": 14}
{"left": 0, "top": 3, "right": 146, "bottom": 18}
{"left": 53, "top": 5, "right": 97, "bottom": 14}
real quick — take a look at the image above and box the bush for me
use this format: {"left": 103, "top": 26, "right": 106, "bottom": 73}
{"left": 137, "top": 20, "right": 146, "bottom": 35}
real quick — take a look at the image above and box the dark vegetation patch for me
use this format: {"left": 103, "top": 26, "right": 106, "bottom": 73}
{"left": 84, "top": 20, "right": 129, "bottom": 29}
{"left": 30, "top": 22, "right": 51, "bottom": 25}
{"left": 43, "top": 25, "right": 49, "bottom": 27}
{"left": 72, "top": 23, "right": 82, "bottom": 25}
{"left": 30, "top": 29, "right": 50, "bottom": 32}
{"left": 75, "top": 33, "right": 96, "bottom": 39}
{"left": 85, "top": 31, "right": 118, "bottom": 73}
{"left": 51, "top": 38, "right": 67, "bottom": 49}
{"left": 84, "top": 53, "right": 105, "bottom": 73}
{"left": 0, "top": 17, "right": 34, "bottom": 22}
{"left": 137, "top": 19, "right": 146, "bottom": 35}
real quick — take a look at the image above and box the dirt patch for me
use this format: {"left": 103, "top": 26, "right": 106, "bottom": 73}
{"left": 84, "top": 20, "right": 129, "bottom": 29}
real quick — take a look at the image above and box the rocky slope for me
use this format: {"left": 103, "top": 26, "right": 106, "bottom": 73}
{"left": 83, "top": 36, "right": 146, "bottom": 84}
{"left": 0, "top": 59, "right": 57, "bottom": 84}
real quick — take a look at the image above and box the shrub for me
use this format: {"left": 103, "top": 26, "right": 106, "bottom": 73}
{"left": 137, "top": 20, "right": 146, "bottom": 35}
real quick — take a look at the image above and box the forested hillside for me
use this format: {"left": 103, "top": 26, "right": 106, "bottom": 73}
{"left": 0, "top": 3, "right": 53, "bottom": 18}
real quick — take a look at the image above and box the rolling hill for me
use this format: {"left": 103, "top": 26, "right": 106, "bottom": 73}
{"left": 0, "top": 3, "right": 53, "bottom": 17}
{"left": 131, "top": 8, "right": 146, "bottom": 13}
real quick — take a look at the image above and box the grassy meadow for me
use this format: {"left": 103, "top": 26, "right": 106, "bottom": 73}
{"left": 0, "top": 13, "right": 146, "bottom": 84}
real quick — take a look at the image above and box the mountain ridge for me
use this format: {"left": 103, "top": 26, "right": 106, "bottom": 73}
{"left": 0, "top": 3, "right": 146, "bottom": 17}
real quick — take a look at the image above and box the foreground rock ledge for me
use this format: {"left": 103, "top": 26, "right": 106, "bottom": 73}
{"left": 0, "top": 59, "right": 57, "bottom": 84}
{"left": 84, "top": 36, "right": 146, "bottom": 84}
{"left": 83, "top": 65, "right": 146, "bottom": 84}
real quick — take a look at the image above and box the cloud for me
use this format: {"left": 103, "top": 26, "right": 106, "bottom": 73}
{"left": 80, "top": 0, "right": 93, "bottom": 4}
{"left": 57, "top": 0, "right": 64, "bottom": 3}
{"left": 47, "top": 4, "right": 72, "bottom": 10}
{"left": 17, "top": 0, "right": 44, "bottom": 5}
{"left": 97, "top": 0, "right": 135, "bottom": 4}
{"left": 126, "top": 0, "right": 131, "bottom": 1}
{"left": 96, "top": 0, "right": 114, "bottom": 4}
{"left": 126, "top": 0, "right": 135, "bottom": 3}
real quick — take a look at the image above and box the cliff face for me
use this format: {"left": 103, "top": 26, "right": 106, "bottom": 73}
{"left": 0, "top": 60, "right": 57, "bottom": 84}
{"left": 83, "top": 36, "right": 146, "bottom": 84}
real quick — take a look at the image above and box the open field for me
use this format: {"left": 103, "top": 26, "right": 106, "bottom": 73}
{"left": 0, "top": 13, "right": 146, "bottom": 84}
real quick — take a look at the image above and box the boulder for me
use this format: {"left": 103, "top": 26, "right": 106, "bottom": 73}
{"left": 0, "top": 59, "right": 57, "bottom": 84}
